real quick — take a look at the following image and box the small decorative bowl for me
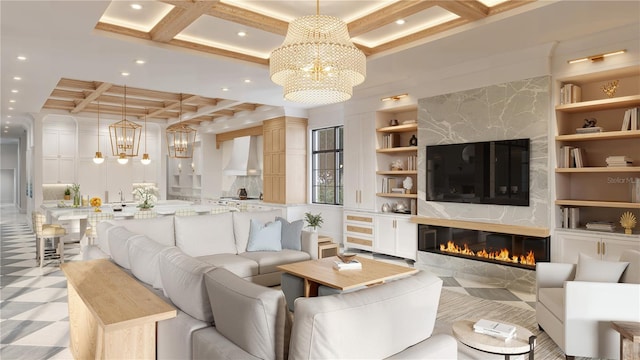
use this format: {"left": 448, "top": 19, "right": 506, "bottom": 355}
{"left": 337, "top": 253, "right": 357, "bottom": 263}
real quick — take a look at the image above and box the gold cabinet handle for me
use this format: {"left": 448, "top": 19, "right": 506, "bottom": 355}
{"left": 597, "top": 242, "right": 600, "bottom": 255}
{"left": 602, "top": 242, "right": 605, "bottom": 256}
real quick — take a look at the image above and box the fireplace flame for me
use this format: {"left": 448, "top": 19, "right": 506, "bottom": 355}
{"left": 439, "top": 241, "right": 536, "bottom": 266}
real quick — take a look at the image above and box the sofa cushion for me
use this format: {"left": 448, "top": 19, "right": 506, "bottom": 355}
{"left": 96, "top": 220, "right": 116, "bottom": 256}
{"left": 276, "top": 217, "right": 303, "bottom": 251}
{"left": 247, "top": 220, "right": 282, "bottom": 252}
{"left": 112, "top": 216, "right": 175, "bottom": 247}
{"left": 574, "top": 253, "right": 629, "bottom": 283}
{"left": 127, "top": 235, "right": 170, "bottom": 288}
{"left": 204, "top": 268, "right": 288, "bottom": 360}
{"left": 289, "top": 271, "right": 442, "bottom": 360}
{"left": 233, "top": 209, "right": 283, "bottom": 253}
{"left": 175, "top": 213, "right": 237, "bottom": 257}
{"left": 620, "top": 249, "right": 640, "bottom": 284}
{"left": 158, "top": 247, "right": 215, "bottom": 323}
{"left": 538, "top": 287, "right": 565, "bottom": 321}
{"left": 239, "top": 250, "right": 310, "bottom": 275}
{"left": 197, "top": 253, "right": 259, "bottom": 278}
{"left": 107, "top": 226, "right": 139, "bottom": 269}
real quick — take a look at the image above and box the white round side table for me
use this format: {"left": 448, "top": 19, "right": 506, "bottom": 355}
{"left": 452, "top": 319, "right": 536, "bottom": 360}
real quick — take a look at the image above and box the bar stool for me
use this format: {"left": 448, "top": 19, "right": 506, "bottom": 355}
{"left": 85, "top": 212, "right": 114, "bottom": 246}
{"left": 32, "top": 211, "right": 67, "bottom": 267}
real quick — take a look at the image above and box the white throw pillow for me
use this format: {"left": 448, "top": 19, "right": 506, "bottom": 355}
{"left": 232, "top": 209, "right": 283, "bottom": 253}
{"left": 246, "top": 219, "right": 282, "bottom": 252}
{"left": 574, "top": 253, "right": 629, "bottom": 283}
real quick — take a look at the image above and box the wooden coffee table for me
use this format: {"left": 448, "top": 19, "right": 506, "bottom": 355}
{"left": 277, "top": 256, "right": 418, "bottom": 297}
{"left": 452, "top": 320, "right": 536, "bottom": 360}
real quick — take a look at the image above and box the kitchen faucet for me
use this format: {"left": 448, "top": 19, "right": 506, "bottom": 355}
{"left": 119, "top": 189, "right": 124, "bottom": 202}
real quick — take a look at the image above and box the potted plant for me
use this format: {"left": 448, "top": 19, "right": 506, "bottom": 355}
{"left": 304, "top": 212, "right": 323, "bottom": 232}
{"left": 64, "top": 186, "right": 71, "bottom": 200}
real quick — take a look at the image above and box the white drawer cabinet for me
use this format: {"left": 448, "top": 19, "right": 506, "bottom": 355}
{"left": 343, "top": 211, "right": 374, "bottom": 251}
{"left": 375, "top": 214, "right": 417, "bottom": 260}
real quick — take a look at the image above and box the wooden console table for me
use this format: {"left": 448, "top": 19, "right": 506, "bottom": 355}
{"left": 61, "top": 259, "right": 176, "bottom": 359}
{"left": 611, "top": 321, "right": 640, "bottom": 360}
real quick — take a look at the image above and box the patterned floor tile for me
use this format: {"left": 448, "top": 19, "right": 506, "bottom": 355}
{"left": 12, "top": 321, "right": 70, "bottom": 347}
{"left": 0, "top": 302, "right": 45, "bottom": 320}
{"left": 465, "top": 287, "right": 522, "bottom": 301}
{"left": 11, "top": 303, "right": 69, "bottom": 322}
{"left": 0, "top": 344, "right": 65, "bottom": 360}
{"left": 8, "top": 288, "right": 67, "bottom": 303}
{"left": 0, "top": 320, "right": 54, "bottom": 344}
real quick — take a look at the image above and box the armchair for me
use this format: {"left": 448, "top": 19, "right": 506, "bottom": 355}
{"left": 536, "top": 249, "right": 640, "bottom": 359}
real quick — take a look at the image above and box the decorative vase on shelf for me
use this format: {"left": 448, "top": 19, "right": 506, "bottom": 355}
{"left": 73, "top": 192, "right": 80, "bottom": 207}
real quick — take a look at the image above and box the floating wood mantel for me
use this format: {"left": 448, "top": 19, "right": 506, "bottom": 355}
{"left": 410, "top": 216, "right": 550, "bottom": 238}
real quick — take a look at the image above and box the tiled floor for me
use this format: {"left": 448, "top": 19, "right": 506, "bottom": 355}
{"left": 1, "top": 204, "right": 534, "bottom": 359}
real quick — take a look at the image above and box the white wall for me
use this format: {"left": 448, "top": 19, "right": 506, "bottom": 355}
{"left": 1, "top": 143, "right": 19, "bottom": 204}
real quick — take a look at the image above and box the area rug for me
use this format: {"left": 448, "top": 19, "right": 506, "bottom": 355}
{"left": 436, "top": 288, "right": 569, "bottom": 359}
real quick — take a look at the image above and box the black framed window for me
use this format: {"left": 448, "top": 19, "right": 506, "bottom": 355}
{"left": 311, "top": 126, "right": 343, "bottom": 205}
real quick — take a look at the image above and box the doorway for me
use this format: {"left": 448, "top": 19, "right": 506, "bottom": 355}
{"left": 1, "top": 169, "right": 16, "bottom": 204}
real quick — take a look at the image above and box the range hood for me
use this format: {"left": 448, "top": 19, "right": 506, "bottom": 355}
{"left": 223, "top": 136, "right": 261, "bottom": 176}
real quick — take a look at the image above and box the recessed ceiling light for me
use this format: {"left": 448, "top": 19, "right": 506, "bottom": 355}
{"left": 237, "top": 31, "right": 247, "bottom": 37}
{"left": 11, "top": 89, "right": 18, "bottom": 93}
{"left": 135, "top": 59, "right": 145, "bottom": 65}
{"left": 8, "top": 107, "right": 14, "bottom": 110}
{"left": 13, "top": 76, "right": 21, "bottom": 80}
{"left": 3, "top": 130, "right": 8, "bottom": 133}
{"left": 121, "top": 72, "right": 130, "bottom": 76}
{"left": 395, "top": 19, "right": 406, "bottom": 25}
{"left": 17, "top": 56, "right": 26, "bottom": 61}
{"left": 4, "top": 126, "right": 8, "bottom": 129}
{"left": 244, "top": 79, "right": 251, "bottom": 83}
{"left": 131, "top": 3, "right": 142, "bottom": 10}
{"left": 9, "top": 100, "right": 16, "bottom": 103}
{"left": 222, "top": 87, "right": 229, "bottom": 91}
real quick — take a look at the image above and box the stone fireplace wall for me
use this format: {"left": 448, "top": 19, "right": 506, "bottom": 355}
{"left": 417, "top": 76, "right": 551, "bottom": 228}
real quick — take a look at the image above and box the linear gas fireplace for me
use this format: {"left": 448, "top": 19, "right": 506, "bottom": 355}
{"left": 417, "top": 224, "right": 550, "bottom": 270}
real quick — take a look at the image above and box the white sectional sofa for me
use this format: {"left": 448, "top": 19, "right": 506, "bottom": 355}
{"left": 83, "top": 209, "right": 457, "bottom": 359}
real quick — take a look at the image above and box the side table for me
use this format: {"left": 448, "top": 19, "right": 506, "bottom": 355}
{"left": 611, "top": 321, "right": 640, "bottom": 360}
{"left": 452, "top": 319, "right": 536, "bottom": 360}
{"left": 318, "top": 236, "right": 339, "bottom": 259}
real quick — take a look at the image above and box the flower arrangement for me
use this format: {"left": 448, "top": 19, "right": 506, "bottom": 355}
{"left": 133, "top": 186, "right": 159, "bottom": 209}
{"left": 70, "top": 183, "right": 80, "bottom": 194}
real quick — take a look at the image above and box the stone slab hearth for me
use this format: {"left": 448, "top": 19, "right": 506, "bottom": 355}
{"left": 416, "top": 251, "right": 536, "bottom": 294}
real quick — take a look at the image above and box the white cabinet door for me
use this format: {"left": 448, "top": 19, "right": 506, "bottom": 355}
{"left": 601, "top": 235, "right": 640, "bottom": 261}
{"left": 58, "top": 131, "right": 76, "bottom": 157}
{"left": 58, "top": 158, "right": 75, "bottom": 183}
{"left": 374, "top": 215, "right": 396, "bottom": 255}
{"left": 395, "top": 216, "right": 417, "bottom": 260}
{"left": 43, "top": 158, "right": 60, "bottom": 183}
{"left": 557, "top": 231, "right": 599, "bottom": 263}
{"left": 43, "top": 130, "right": 59, "bottom": 155}
{"left": 343, "top": 114, "right": 376, "bottom": 210}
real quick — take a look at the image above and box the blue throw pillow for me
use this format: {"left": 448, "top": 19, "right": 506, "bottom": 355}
{"left": 277, "top": 217, "right": 304, "bottom": 251}
{"left": 246, "top": 219, "right": 282, "bottom": 252}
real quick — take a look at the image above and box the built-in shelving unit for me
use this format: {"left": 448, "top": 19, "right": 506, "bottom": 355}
{"left": 554, "top": 66, "right": 640, "bottom": 229}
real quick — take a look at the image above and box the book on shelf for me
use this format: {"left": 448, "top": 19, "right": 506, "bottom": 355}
{"left": 585, "top": 221, "right": 617, "bottom": 232}
{"left": 606, "top": 155, "right": 633, "bottom": 167}
{"left": 560, "top": 83, "right": 582, "bottom": 104}
{"left": 333, "top": 259, "right": 362, "bottom": 270}
{"left": 562, "top": 207, "right": 580, "bottom": 229}
{"left": 391, "top": 187, "right": 406, "bottom": 194}
{"left": 406, "top": 155, "right": 417, "bottom": 170}
{"left": 473, "top": 319, "right": 516, "bottom": 341}
{"left": 381, "top": 178, "right": 397, "bottom": 193}
{"left": 575, "top": 126, "right": 603, "bottom": 134}
{"left": 571, "top": 147, "right": 584, "bottom": 168}
{"left": 622, "top": 107, "right": 639, "bottom": 131}
{"left": 382, "top": 133, "right": 401, "bottom": 148}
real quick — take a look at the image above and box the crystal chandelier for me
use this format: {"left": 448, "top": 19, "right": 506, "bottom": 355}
{"left": 109, "top": 85, "right": 141, "bottom": 164}
{"left": 269, "top": 0, "right": 366, "bottom": 104}
{"left": 166, "top": 95, "right": 196, "bottom": 158}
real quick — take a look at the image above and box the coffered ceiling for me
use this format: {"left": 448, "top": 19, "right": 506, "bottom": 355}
{"left": 2, "top": 1, "right": 640, "bottom": 139}
{"left": 95, "top": 0, "right": 533, "bottom": 65}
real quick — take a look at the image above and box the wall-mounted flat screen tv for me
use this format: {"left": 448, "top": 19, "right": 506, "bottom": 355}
{"left": 426, "top": 138, "right": 530, "bottom": 206}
